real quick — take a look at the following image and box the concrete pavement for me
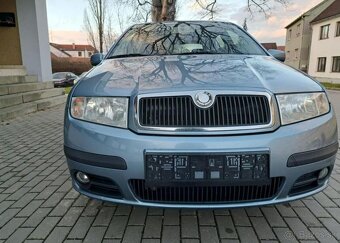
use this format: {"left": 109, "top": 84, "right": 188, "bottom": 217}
{"left": 0, "top": 91, "right": 340, "bottom": 242}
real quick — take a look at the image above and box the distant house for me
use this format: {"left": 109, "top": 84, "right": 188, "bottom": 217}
{"left": 50, "top": 43, "right": 97, "bottom": 58}
{"left": 261, "top": 43, "right": 278, "bottom": 50}
{"left": 261, "top": 43, "right": 285, "bottom": 54}
{"left": 277, "top": 46, "right": 285, "bottom": 52}
{"left": 284, "top": 0, "right": 335, "bottom": 72}
{"left": 308, "top": 0, "right": 340, "bottom": 84}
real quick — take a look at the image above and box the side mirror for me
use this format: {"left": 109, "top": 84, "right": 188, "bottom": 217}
{"left": 90, "top": 53, "right": 104, "bottom": 66}
{"left": 268, "top": 49, "right": 285, "bottom": 62}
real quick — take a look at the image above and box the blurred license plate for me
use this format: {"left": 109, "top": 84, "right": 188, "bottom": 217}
{"left": 145, "top": 152, "right": 269, "bottom": 187}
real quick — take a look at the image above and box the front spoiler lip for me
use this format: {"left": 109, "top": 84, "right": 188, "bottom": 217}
{"left": 72, "top": 179, "right": 328, "bottom": 209}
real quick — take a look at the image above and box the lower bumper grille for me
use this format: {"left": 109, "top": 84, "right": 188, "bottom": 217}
{"left": 129, "top": 177, "right": 284, "bottom": 203}
{"left": 289, "top": 169, "right": 329, "bottom": 196}
{"left": 74, "top": 172, "right": 123, "bottom": 198}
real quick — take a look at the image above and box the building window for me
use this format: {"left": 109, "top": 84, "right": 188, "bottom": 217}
{"left": 332, "top": 56, "right": 340, "bottom": 72}
{"left": 78, "top": 51, "right": 82, "bottom": 57}
{"left": 287, "top": 51, "right": 290, "bottom": 60}
{"left": 288, "top": 29, "right": 292, "bottom": 40}
{"left": 320, "top": 25, "right": 330, "bottom": 39}
{"left": 88, "top": 52, "right": 92, "bottom": 57}
{"left": 336, "top": 22, "right": 340, "bottom": 37}
{"left": 317, "top": 57, "right": 326, "bottom": 72}
{"left": 297, "top": 24, "right": 301, "bottom": 36}
{"left": 294, "top": 48, "right": 298, "bottom": 59}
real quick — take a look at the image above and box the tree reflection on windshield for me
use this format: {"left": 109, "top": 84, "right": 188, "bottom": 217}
{"left": 108, "top": 22, "right": 266, "bottom": 58}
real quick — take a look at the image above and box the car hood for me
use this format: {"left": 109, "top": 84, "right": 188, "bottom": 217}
{"left": 73, "top": 54, "right": 323, "bottom": 97}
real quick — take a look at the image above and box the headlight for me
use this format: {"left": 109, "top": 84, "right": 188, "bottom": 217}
{"left": 276, "top": 92, "right": 330, "bottom": 125}
{"left": 70, "top": 97, "right": 128, "bottom": 128}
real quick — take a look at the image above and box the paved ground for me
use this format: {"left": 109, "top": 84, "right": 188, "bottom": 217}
{"left": 0, "top": 91, "right": 340, "bottom": 243}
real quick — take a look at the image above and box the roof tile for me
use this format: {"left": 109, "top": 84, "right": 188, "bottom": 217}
{"left": 312, "top": 0, "right": 340, "bottom": 23}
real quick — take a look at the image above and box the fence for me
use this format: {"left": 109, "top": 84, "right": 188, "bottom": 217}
{"left": 51, "top": 56, "right": 92, "bottom": 75}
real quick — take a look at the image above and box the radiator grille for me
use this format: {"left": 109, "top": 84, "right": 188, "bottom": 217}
{"left": 138, "top": 95, "right": 271, "bottom": 127}
{"left": 129, "top": 177, "right": 284, "bottom": 203}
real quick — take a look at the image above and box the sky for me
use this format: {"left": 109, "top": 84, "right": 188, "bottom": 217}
{"left": 46, "top": 0, "right": 324, "bottom": 46}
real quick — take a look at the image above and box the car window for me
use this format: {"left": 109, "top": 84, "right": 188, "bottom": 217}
{"left": 79, "top": 72, "right": 87, "bottom": 78}
{"left": 53, "top": 73, "right": 67, "bottom": 79}
{"left": 108, "top": 22, "right": 266, "bottom": 57}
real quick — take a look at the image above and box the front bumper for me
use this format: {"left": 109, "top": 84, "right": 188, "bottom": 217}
{"left": 64, "top": 109, "right": 338, "bottom": 208}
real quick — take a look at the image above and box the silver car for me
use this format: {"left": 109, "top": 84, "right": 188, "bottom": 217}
{"left": 64, "top": 21, "right": 338, "bottom": 208}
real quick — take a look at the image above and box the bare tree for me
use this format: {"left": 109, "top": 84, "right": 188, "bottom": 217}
{"left": 104, "top": 17, "right": 117, "bottom": 52}
{"left": 243, "top": 18, "right": 248, "bottom": 31}
{"left": 83, "top": 0, "right": 108, "bottom": 53}
{"left": 195, "top": 0, "right": 218, "bottom": 20}
{"left": 84, "top": 10, "right": 97, "bottom": 51}
{"left": 136, "top": 0, "right": 288, "bottom": 22}
{"left": 137, "top": 0, "right": 176, "bottom": 22}
{"left": 111, "top": 0, "right": 151, "bottom": 34}
{"left": 247, "top": 0, "right": 288, "bottom": 17}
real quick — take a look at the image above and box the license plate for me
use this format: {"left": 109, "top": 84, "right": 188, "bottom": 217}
{"left": 145, "top": 152, "right": 269, "bottom": 187}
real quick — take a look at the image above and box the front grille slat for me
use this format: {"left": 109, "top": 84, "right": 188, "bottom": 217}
{"left": 139, "top": 94, "right": 271, "bottom": 128}
{"left": 241, "top": 96, "right": 247, "bottom": 125}
{"left": 263, "top": 97, "right": 270, "bottom": 122}
{"left": 259, "top": 97, "right": 265, "bottom": 123}
{"left": 129, "top": 178, "right": 284, "bottom": 203}
{"left": 254, "top": 97, "right": 260, "bottom": 124}
{"left": 245, "top": 96, "right": 251, "bottom": 124}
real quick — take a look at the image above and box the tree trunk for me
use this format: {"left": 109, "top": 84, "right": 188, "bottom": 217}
{"left": 99, "top": 0, "right": 104, "bottom": 53}
{"left": 152, "top": 0, "right": 176, "bottom": 22}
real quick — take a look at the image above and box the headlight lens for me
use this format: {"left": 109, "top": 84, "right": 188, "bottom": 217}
{"left": 70, "top": 97, "right": 128, "bottom": 128}
{"left": 276, "top": 92, "right": 330, "bottom": 125}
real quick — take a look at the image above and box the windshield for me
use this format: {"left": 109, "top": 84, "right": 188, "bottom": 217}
{"left": 53, "top": 73, "right": 67, "bottom": 79}
{"left": 108, "top": 22, "right": 266, "bottom": 58}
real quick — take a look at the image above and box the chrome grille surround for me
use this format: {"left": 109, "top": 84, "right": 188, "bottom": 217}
{"left": 133, "top": 90, "right": 279, "bottom": 135}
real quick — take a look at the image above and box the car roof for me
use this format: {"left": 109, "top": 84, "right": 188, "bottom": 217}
{"left": 141, "top": 20, "right": 233, "bottom": 24}
{"left": 129, "top": 21, "right": 243, "bottom": 34}
{"left": 132, "top": 20, "right": 235, "bottom": 28}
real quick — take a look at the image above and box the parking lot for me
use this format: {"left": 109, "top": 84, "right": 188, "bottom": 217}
{"left": 0, "top": 91, "right": 339, "bottom": 243}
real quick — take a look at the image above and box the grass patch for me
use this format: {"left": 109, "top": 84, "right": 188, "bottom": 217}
{"left": 321, "top": 82, "right": 340, "bottom": 90}
{"left": 64, "top": 87, "right": 72, "bottom": 94}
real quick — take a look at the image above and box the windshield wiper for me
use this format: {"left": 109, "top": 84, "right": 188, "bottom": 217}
{"left": 175, "top": 50, "right": 229, "bottom": 55}
{"left": 107, "top": 54, "right": 149, "bottom": 59}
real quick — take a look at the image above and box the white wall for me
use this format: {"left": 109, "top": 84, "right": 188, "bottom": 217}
{"left": 309, "top": 16, "right": 340, "bottom": 83}
{"left": 16, "top": 0, "right": 52, "bottom": 81}
{"left": 65, "top": 50, "right": 93, "bottom": 58}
